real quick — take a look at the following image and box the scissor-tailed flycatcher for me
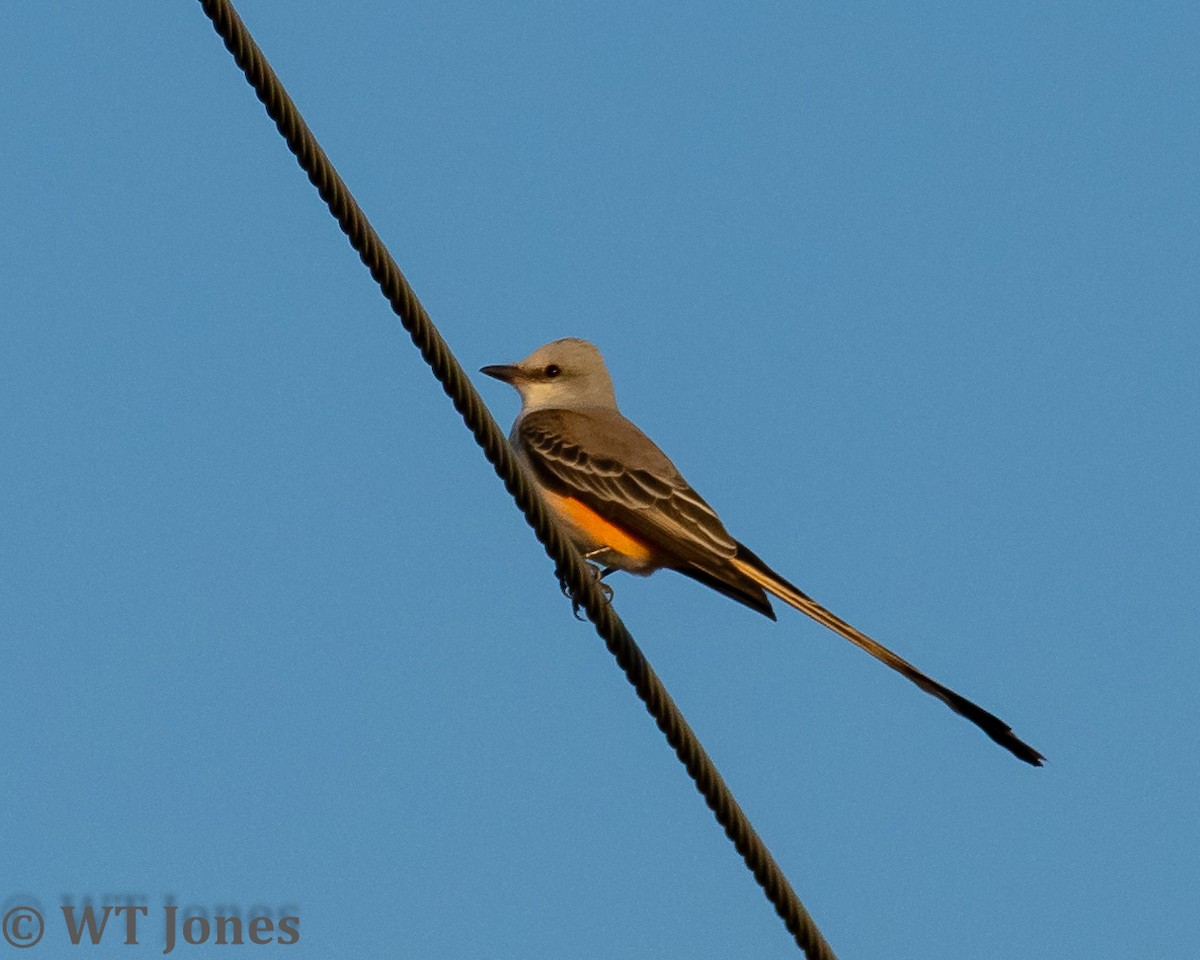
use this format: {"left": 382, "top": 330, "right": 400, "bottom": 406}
{"left": 482, "top": 338, "right": 1043, "bottom": 766}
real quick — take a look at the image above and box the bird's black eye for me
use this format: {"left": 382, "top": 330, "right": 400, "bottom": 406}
{"left": 544, "top": 364, "right": 562, "bottom": 378}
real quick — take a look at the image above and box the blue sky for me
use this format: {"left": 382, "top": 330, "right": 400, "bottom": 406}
{"left": 2, "top": 2, "right": 1197, "bottom": 957}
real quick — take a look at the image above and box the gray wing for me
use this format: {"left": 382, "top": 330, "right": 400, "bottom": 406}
{"left": 518, "top": 408, "right": 738, "bottom": 564}
{"left": 518, "top": 409, "right": 775, "bottom": 616}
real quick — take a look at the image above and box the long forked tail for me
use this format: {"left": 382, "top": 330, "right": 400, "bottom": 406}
{"left": 729, "top": 549, "right": 1044, "bottom": 766}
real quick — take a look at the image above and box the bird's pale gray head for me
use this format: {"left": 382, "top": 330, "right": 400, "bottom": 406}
{"left": 481, "top": 338, "right": 618, "bottom": 411}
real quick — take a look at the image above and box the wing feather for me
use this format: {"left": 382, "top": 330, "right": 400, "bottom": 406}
{"left": 518, "top": 409, "right": 738, "bottom": 563}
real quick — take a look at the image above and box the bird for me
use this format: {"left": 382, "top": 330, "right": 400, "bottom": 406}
{"left": 481, "top": 337, "right": 1043, "bottom": 766}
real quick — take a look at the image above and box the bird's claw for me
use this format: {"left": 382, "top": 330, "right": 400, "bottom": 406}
{"left": 558, "top": 563, "right": 615, "bottom": 620}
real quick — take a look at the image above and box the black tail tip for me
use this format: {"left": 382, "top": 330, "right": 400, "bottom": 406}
{"left": 1003, "top": 736, "right": 1045, "bottom": 767}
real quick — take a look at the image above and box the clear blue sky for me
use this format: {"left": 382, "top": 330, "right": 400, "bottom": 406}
{"left": 2, "top": 2, "right": 1197, "bottom": 957}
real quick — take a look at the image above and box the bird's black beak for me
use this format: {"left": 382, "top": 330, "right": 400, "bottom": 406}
{"left": 480, "top": 364, "right": 520, "bottom": 384}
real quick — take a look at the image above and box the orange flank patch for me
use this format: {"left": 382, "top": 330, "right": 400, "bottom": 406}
{"left": 540, "top": 489, "right": 656, "bottom": 565}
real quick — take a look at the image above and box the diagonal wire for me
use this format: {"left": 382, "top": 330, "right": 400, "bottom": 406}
{"left": 195, "top": 2, "right": 838, "bottom": 957}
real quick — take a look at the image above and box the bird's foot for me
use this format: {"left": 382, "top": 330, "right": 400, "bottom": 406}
{"left": 558, "top": 561, "right": 615, "bottom": 620}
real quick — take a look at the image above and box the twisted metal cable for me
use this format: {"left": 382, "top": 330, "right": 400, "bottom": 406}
{"left": 196, "top": 2, "right": 837, "bottom": 957}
